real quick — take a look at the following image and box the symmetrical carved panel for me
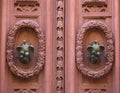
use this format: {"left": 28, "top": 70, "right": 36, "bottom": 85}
{"left": 76, "top": 20, "right": 114, "bottom": 78}
{"left": 14, "top": 88, "right": 36, "bottom": 93}
{"left": 14, "top": 0, "right": 40, "bottom": 12}
{"left": 84, "top": 89, "right": 106, "bottom": 93}
{"left": 56, "top": 0, "right": 64, "bottom": 92}
{"left": 6, "top": 20, "right": 45, "bottom": 78}
{"left": 82, "top": 0, "right": 107, "bottom": 13}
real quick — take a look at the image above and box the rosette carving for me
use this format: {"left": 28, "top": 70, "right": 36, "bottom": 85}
{"left": 76, "top": 20, "right": 114, "bottom": 78}
{"left": 6, "top": 20, "right": 45, "bottom": 78}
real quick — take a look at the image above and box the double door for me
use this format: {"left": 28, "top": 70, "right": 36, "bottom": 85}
{"left": 0, "top": 0, "right": 119, "bottom": 93}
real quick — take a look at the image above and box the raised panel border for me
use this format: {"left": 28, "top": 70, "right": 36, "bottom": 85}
{"left": 6, "top": 20, "right": 45, "bottom": 79}
{"left": 76, "top": 20, "right": 114, "bottom": 78}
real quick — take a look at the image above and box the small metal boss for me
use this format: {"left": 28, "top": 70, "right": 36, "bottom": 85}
{"left": 87, "top": 40, "right": 105, "bottom": 64}
{"left": 16, "top": 40, "right": 34, "bottom": 64}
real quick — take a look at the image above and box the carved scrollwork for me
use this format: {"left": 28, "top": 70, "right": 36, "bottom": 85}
{"left": 14, "top": 0, "right": 40, "bottom": 12}
{"left": 84, "top": 89, "right": 106, "bottom": 93}
{"left": 6, "top": 20, "right": 45, "bottom": 78}
{"left": 76, "top": 20, "right": 114, "bottom": 78}
{"left": 14, "top": 88, "right": 36, "bottom": 93}
{"left": 82, "top": 0, "right": 108, "bottom": 13}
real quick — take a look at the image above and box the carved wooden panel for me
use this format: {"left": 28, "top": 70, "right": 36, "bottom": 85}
{"left": 6, "top": 20, "right": 45, "bottom": 78}
{"left": 4, "top": 0, "right": 47, "bottom": 92}
{"left": 76, "top": 20, "right": 114, "bottom": 78}
{"left": 13, "top": 0, "right": 41, "bottom": 18}
{"left": 14, "top": 0, "right": 40, "bottom": 12}
{"left": 82, "top": 0, "right": 108, "bottom": 13}
{"left": 72, "top": 0, "right": 113, "bottom": 93}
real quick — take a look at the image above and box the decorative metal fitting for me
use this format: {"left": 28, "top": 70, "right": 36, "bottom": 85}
{"left": 87, "top": 40, "right": 105, "bottom": 64}
{"left": 16, "top": 40, "right": 34, "bottom": 64}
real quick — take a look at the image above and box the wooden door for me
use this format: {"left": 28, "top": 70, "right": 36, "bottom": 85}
{"left": 0, "top": 0, "right": 119, "bottom": 93}
{"left": 65, "top": 0, "right": 119, "bottom": 93}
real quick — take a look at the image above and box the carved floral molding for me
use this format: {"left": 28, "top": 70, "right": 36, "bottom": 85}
{"left": 76, "top": 20, "right": 114, "bottom": 78}
{"left": 6, "top": 20, "right": 45, "bottom": 78}
{"left": 56, "top": 0, "right": 64, "bottom": 92}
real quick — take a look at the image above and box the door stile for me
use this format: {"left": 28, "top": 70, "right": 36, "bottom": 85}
{"left": 44, "top": 0, "right": 54, "bottom": 93}
{"left": 65, "top": 0, "right": 76, "bottom": 93}
{"left": 1, "top": 0, "right": 7, "bottom": 93}
{"left": 113, "top": 0, "right": 120, "bottom": 93}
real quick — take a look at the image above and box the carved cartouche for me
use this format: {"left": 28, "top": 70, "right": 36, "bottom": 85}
{"left": 87, "top": 40, "right": 105, "bottom": 64}
{"left": 16, "top": 40, "right": 34, "bottom": 64}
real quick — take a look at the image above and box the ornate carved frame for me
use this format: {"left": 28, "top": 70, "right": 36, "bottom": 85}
{"left": 6, "top": 20, "right": 45, "bottom": 78}
{"left": 76, "top": 20, "right": 114, "bottom": 78}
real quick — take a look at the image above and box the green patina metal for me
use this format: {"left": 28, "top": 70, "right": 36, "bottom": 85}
{"left": 87, "top": 40, "right": 105, "bottom": 64}
{"left": 16, "top": 40, "right": 34, "bottom": 64}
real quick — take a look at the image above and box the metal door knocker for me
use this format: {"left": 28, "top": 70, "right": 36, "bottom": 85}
{"left": 87, "top": 40, "right": 105, "bottom": 64}
{"left": 16, "top": 40, "right": 34, "bottom": 64}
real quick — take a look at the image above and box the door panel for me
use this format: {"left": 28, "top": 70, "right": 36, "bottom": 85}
{"left": 65, "top": 0, "right": 117, "bottom": 93}
{"left": 6, "top": 0, "right": 46, "bottom": 92}
{"left": 0, "top": 0, "right": 119, "bottom": 93}
{"left": 1, "top": 0, "right": 55, "bottom": 93}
